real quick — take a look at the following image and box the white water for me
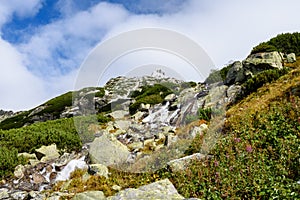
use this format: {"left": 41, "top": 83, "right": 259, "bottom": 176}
{"left": 55, "top": 156, "right": 88, "bottom": 182}
{"left": 142, "top": 102, "right": 170, "bottom": 124}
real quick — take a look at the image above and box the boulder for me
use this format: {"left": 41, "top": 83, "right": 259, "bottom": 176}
{"left": 287, "top": 53, "right": 296, "bottom": 63}
{"left": 35, "top": 144, "right": 60, "bottom": 162}
{"left": 107, "top": 179, "right": 185, "bottom": 200}
{"left": 114, "top": 120, "right": 131, "bottom": 131}
{"left": 243, "top": 51, "right": 283, "bottom": 76}
{"left": 164, "top": 93, "right": 176, "bottom": 102}
{"left": 72, "top": 191, "right": 106, "bottom": 200}
{"left": 14, "top": 165, "right": 25, "bottom": 179}
{"left": 89, "top": 135, "right": 130, "bottom": 167}
{"left": 224, "top": 61, "right": 244, "bottom": 85}
{"left": 167, "top": 153, "right": 206, "bottom": 172}
{"left": 0, "top": 188, "right": 9, "bottom": 199}
{"left": 88, "top": 164, "right": 109, "bottom": 178}
{"left": 108, "top": 110, "right": 129, "bottom": 119}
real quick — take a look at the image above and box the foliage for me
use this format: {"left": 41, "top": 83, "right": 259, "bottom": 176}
{"left": 251, "top": 42, "right": 278, "bottom": 54}
{"left": 0, "top": 111, "right": 31, "bottom": 130}
{"left": 236, "top": 67, "right": 290, "bottom": 101}
{"left": 0, "top": 146, "right": 24, "bottom": 178}
{"left": 205, "top": 64, "right": 232, "bottom": 84}
{"left": 129, "top": 84, "right": 172, "bottom": 114}
{"left": 251, "top": 32, "right": 300, "bottom": 56}
{"left": 0, "top": 118, "right": 82, "bottom": 154}
{"left": 39, "top": 92, "right": 73, "bottom": 117}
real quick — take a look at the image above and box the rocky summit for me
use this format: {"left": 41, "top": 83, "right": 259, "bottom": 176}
{"left": 0, "top": 33, "right": 300, "bottom": 199}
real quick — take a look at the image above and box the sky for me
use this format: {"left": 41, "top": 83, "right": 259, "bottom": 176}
{"left": 0, "top": 0, "right": 299, "bottom": 111}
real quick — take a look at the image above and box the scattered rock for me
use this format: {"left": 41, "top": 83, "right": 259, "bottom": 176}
{"left": 35, "top": 144, "right": 60, "bottom": 162}
{"left": 287, "top": 53, "right": 296, "bottom": 63}
{"left": 89, "top": 135, "right": 130, "bottom": 167}
{"left": 107, "top": 179, "right": 184, "bottom": 200}
{"left": 88, "top": 164, "right": 109, "bottom": 178}
{"left": 108, "top": 110, "right": 129, "bottom": 119}
{"left": 167, "top": 153, "right": 206, "bottom": 172}
{"left": 72, "top": 191, "right": 106, "bottom": 200}
{"left": 32, "top": 172, "right": 47, "bottom": 184}
{"left": 14, "top": 165, "right": 25, "bottom": 179}
{"left": 0, "top": 188, "right": 9, "bottom": 199}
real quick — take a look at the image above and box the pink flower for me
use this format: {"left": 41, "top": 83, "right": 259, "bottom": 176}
{"left": 234, "top": 138, "right": 241, "bottom": 143}
{"left": 246, "top": 145, "right": 253, "bottom": 153}
{"left": 214, "top": 160, "right": 219, "bottom": 166}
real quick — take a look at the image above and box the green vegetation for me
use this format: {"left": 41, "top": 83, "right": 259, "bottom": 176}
{"left": 251, "top": 32, "right": 300, "bottom": 55}
{"left": 129, "top": 84, "right": 172, "bottom": 114}
{"left": 0, "top": 147, "right": 25, "bottom": 178}
{"left": 185, "top": 108, "right": 212, "bottom": 124}
{"left": 39, "top": 92, "right": 73, "bottom": 117}
{"left": 0, "top": 87, "right": 105, "bottom": 130}
{"left": 205, "top": 64, "right": 232, "bottom": 84}
{"left": 0, "top": 118, "right": 82, "bottom": 154}
{"left": 52, "top": 57, "right": 300, "bottom": 199}
{"left": 236, "top": 67, "right": 290, "bottom": 102}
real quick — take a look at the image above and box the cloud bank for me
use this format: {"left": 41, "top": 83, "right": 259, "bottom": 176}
{"left": 0, "top": 0, "right": 300, "bottom": 111}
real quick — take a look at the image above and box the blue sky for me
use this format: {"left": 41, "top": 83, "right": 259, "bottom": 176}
{"left": 0, "top": 0, "right": 299, "bottom": 111}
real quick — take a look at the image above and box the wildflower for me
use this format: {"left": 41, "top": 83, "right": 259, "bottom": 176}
{"left": 246, "top": 145, "right": 253, "bottom": 153}
{"left": 214, "top": 160, "right": 219, "bottom": 166}
{"left": 234, "top": 138, "right": 241, "bottom": 143}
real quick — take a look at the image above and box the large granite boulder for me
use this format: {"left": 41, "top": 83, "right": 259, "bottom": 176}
{"left": 35, "top": 144, "right": 60, "bottom": 162}
{"left": 89, "top": 134, "right": 130, "bottom": 167}
{"left": 107, "top": 179, "right": 185, "bottom": 200}
{"left": 72, "top": 191, "right": 106, "bottom": 200}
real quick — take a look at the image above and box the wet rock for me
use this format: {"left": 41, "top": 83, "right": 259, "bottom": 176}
{"left": 167, "top": 153, "right": 207, "bottom": 172}
{"left": 89, "top": 134, "right": 130, "bottom": 167}
{"left": 35, "top": 144, "right": 60, "bottom": 162}
{"left": 88, "top": 164, "right": 109, "bottom": 178}
{"left": 32, "top": 172, "right": 47, "bottom": 184}
{"left": 72, "top": 191, "right": 106, "bottom": 200}
{"left": 107, "top": 179, "right": 184, "bottom": 200}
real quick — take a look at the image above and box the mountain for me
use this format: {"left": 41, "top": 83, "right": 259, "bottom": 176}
{"left": 0, "top": 33, "right": 299, "bottom": 199}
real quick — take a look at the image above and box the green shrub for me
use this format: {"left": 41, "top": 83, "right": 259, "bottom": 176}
{"left": 0, "top": 118, "right": 82, "bottom": 153}
{"left": 251, "top": 32, "right": 300, "bottom": 56}
{"left": 205, "top": 64, "right": 232, "bottom": 84}
{"left": 236, "top": 67, "right": 289, "bottom": 101}
{"left": 129, "top": 84, "right": 172, "bottom": 115}
{"left": 0, "top": 146, "right": 24, "bottom": 178}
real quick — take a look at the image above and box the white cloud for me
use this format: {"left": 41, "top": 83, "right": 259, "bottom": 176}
{"left": 1, "top": 0, "right": 300, "bottom": 110}
{"left": 0, "top": 37, "right": 46, "bottom": 111}
{"left": 19, "top": 2, "right": 130, "bottom": 77}
{"left": 0, "top": 0, "right": 42, "bottom": 28}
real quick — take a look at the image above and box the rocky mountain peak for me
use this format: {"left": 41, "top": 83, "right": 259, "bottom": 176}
{"left": 150, "top": 68, "right": 168, "bottom": 78}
